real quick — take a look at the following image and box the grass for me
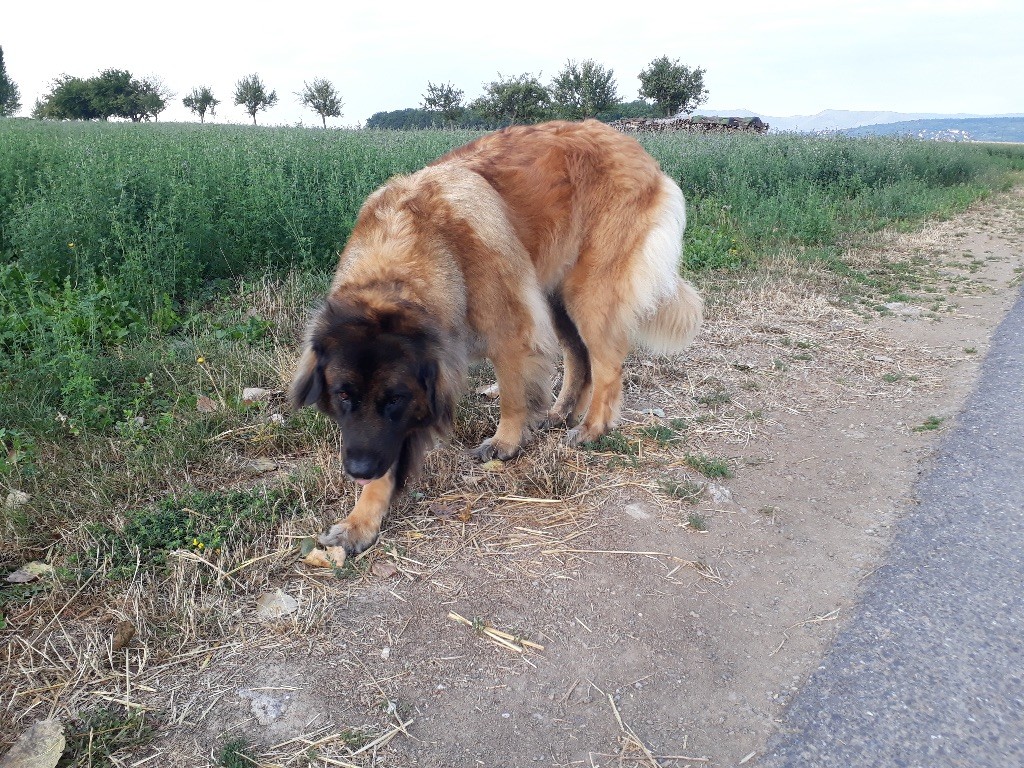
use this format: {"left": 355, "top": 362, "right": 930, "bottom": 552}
{"left": 660, "top": 478, "right": 704, "bottom": 502}
{"left": 217, "top": 738, "right": 258, "bottom": 768}
{"left": 1, "top": 120, "right": 1022, "bottom": 758}
{"left": 58, "top": 708, "right": 153, "bottom": 767}
{"left": 684, "top": 454, "right": 734, "bottom": 479}
{"left": 913, "top": 416, "right": 945, "bottom": 432}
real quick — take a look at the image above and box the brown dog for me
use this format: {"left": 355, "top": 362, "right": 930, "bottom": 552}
{"left": 291, "top": 120, "right": 702, "bottom": 554}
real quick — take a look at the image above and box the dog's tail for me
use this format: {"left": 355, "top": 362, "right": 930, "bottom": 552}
{"left": 630, "top": 175, "right": 703, "bottom": 355}
{"left": 636, "top": 277, "right": 703, "bottom": 355}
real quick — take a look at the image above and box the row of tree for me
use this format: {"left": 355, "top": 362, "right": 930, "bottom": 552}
{"left": 0, "top": 48, "right": 707, "bottom": 129}
{"left": 383, "top": 56, "right": 707, "bottom": 129}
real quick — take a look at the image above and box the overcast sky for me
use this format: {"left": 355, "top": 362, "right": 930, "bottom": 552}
{"left": 5, "top": 0, "right": 1022, "bottom": 126}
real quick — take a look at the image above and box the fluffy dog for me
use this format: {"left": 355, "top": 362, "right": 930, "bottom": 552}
{"left": 292, "top": 120, "right": 702, "bottom": 554}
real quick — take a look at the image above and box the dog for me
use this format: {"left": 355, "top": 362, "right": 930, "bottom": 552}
{"left": 291, "top": 119, "right": 703, "bottom": 555}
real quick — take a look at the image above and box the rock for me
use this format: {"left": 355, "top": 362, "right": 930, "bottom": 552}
{"left": 883, "top": 302, "right": 923, "bottom": 318}
{"left": 4, "top": 490, "right": 30, "bottom": 510}
{"left": 638, "top": 407, "right": 666, "bottom": 418}
{"left": 268, "top": 413, "right": 286, "bottom": 426}
{"left": 0, "top": 719, "right": 65, "bottom": 768}
{"left": 6, "top": 562, "right": 53, "bottom": 584}
{"left": 371, "top": 561, "right": 398, "bottom": 578}
{"left": 238, "top": 688, "right": 289, "bottom": 726}
{"left": 255, "top": 589, "right": 299, "bottom": 619}
{"left": 475, "top": 383, "right": 500, "bottom": 399}
{"left": 624, "top": 503, "right": 651, "bottom": 521}
{"left": 707, "top": 484, "right": 733, "bottom": 504}
{"left": 242, "top": 387, "right": 272, "bottom": 403}
{"left": 111, "top": 620, "right": 136, "bottom": 652}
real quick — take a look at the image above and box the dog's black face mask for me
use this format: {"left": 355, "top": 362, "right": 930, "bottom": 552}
{"left": 292, "top": 303, "right": 439, "bottom": 483}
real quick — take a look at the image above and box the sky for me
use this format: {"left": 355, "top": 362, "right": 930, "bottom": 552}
{"left": 4, "top": 0, "right": 1022, "bottom": 126}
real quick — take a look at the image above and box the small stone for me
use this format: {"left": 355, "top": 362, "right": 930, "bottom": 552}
{"left": 268, "top": 413, "right": 286, "bottom": 425}
{"left": 707, "top": 484, "right": 732, "bottom": 504}
{"left": 255, "top": 589, "right": 299, "bottom": 619}
{"left": 624, "top": 503, "right": 651, "bottom": 521}
{"left": 475, "top": 383, "right": 500, "bottom": 398}
{"left": 242, "top": 387, "right": 272, "bottom": 403}
{"left": 5, "top": 490, "right": 30, "bottom": 509}
{"left": 6, "top": 561, "right": 53, "bottom": 584}
{"left": 0, "top": 718, "right": 65, "bottom": 768}
{"left": 638, "top": 407, "right": 666, "bottom": 418}
{"left": 381, "top": 646, "right": 391, "bottom": 660}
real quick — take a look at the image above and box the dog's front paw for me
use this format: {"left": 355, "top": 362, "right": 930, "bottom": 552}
{"left": 318, "top": 518, "right": 379, "bottom": 556}
{"left": 563, "top": 424, "right": 606, "bottom": 447}
{"left": 470, "top": 437, "right": 521, "bottom": 462}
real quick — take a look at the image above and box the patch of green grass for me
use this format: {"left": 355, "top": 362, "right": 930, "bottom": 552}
{"left": 913, "top": 416, "right": 944, "bottom": 432}
{"left": 687, "top": 512, "right": 709, "bottom": 532}
{"left": 964, "top": 346, "right": 977, "bottom": 354}
{"left": 58, "top": 708, "right": 153, "bottom": 767}
{"left": 882, "top": 372, "right": 903, "bottom": 383}
{"left": 659, "top": 478, "right": 704, "bottom": 502}
{"left": 90, "top": 486, "right": 302, "bottom": 575}
{"left": 581, "top": 430, "right": 637, "bottom": 456}
{"left": 217, "top": 738, "right": 258, "bottom": 768}
{"left": 696, "top": 389, "right": 732, "bottom": 407}
{"left": 639, "top": 423, "right": 681, "bottom": 447}
{"left": 684, "top": 454, "right": 733, "bottom": 479}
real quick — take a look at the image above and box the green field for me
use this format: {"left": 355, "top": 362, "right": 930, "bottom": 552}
{"left": 1, "top": 119, "right": 1023, "bottom": 556}
{"left": 2, "top": 119, "right": 1024, "bottom": 759}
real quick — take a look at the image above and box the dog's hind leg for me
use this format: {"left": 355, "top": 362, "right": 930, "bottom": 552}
{"left": 563, "top": 317, "right": 630, "bottom": 446}
{"left": 319, "top": 469, "right": 395, "bottom": 555}
{"left": 546, "top": 292, "right": 592, "bottom": 427}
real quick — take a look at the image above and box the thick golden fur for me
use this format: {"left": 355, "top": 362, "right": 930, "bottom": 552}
{"left": 292, "top": 120, "right": 702, "bottom": 554}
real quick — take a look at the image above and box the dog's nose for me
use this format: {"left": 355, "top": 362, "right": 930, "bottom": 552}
{"left": 344, "top": 451, "right": 380, "bottom": 480}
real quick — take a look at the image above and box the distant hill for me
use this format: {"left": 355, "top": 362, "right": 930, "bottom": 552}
{"left": 841, "top": 117, "right": 1024, "bottom": 143}
{"left": 702, "top": 108, "right": 1024, "bottom": 134}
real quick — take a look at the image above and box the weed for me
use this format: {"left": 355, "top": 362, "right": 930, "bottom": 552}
{"left": 964, "top": 347, "right": 977, "bottom": 354}
{"left": 639, "top": 424, "right": 681, "bottom": 447}
{"left": 913, "top": 416, "right": 944, "bottom": 432}
{"left": 882, "top": 373, "right": 903, "bottom": 383}
{"left": 581, "top": 430, "right": 638, "bottom": 456}
{"left": 217, "top": 738, "right": 258, "bottom": 768}
{"left": 91, "top": 486, "right": 302, "bottom": 575}
{"left": 58, "top": 707, "right": 153, "bottom": 767}
{"left": 687, "top": 512, "right": 709, "bottom": 532}
{"left": 660, "top": 478, "right": 704, "bottom": 502}
{"left": 684, "top": 454, "right": 733, "bottom": 479}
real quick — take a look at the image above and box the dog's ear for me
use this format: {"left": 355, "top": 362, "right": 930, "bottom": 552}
{"left": 291, "top": 346, "right": 324, "bottom": 409}
{"left": 417, "top": 359, "right": 439, "bottom": 417}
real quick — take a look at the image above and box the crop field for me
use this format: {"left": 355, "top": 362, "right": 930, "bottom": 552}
{"left": 1, "top": 120, "right": 1023, "bottom": 764}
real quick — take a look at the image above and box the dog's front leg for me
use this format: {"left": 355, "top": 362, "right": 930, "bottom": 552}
{"left": 319, "top": 469, "right": 395, "bottom": 555}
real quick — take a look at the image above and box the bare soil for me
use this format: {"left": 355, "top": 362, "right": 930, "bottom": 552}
{"left": 5, "top": 189, "right": 1023, "bottom": 767}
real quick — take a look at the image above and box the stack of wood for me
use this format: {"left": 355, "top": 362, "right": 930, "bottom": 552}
{"left": 611, "top": 115, "right": 769, "bottom": 134}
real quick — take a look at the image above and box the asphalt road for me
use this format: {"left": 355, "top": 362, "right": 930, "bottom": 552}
{"left": 761, "top": 285, "right": 1024, "bottom": 768}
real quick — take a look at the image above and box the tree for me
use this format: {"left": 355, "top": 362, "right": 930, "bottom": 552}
{"left": 298, "top": 78, "right": 342, "bottom": 128}
{"left": 183, "top": 86, "right": 219, "bottom": 123}
{"left": 233, "top": 74, "right": 278, "bottom": 125}
{"left": 137, "top": 76, "right": 173, "bottom": 121}
{"left": 0, "top": 46, "right": 21, "bottom": 117}
{"left": 32, "top": 69, "right": 167, "bottom": 121}
{"left": 550, "top": 59, "right": 618, "bottom": 120}
{"left": 421, "top": 81, "right": 464, "bottom": 127}
{"left": 638, "top": 56, "right": 708, "bottom": 117}
{"left": 32, "top": 75, "right": 100, "bottom": 120}
{"left": 472, "top": 73, "right": 551, "bottom": 125}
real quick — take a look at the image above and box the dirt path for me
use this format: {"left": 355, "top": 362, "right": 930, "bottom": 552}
{"left": 22, "top": 190, "right": 1018, "bottom": 767}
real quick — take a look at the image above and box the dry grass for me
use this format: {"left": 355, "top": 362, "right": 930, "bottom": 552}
{"left": 3, "top": 189, "right": 1022, "bottom": 763}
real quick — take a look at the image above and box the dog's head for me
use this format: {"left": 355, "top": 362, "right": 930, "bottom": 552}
{"left": 291, "top": 297, "right": 442, "bottom": 483}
